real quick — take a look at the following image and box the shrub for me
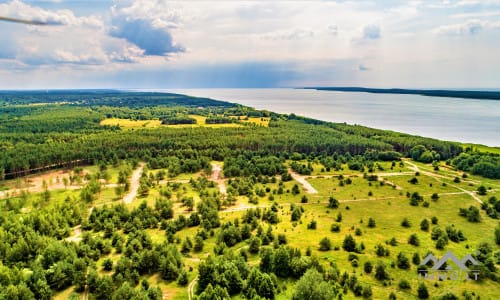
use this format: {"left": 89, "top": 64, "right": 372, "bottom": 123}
{"left": 408, "top": 234, "right": 420, "bottom": 246}
{"left": 319, "top": 237, "right": 332, "bottom": 251}
{"left": 330, "top": 223, "right": 341, "bottom": 232}
{"left": 398, "top": 279, "right": 411, "bottom": 290}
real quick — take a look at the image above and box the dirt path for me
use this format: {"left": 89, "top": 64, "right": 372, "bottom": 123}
{"left": 404, "top": 160, "right": 483, "bottom": 204}
{"left": 65, "top": 225, "right": 82, "bottom": 243}
{"left": 288, "top": 169, "right": 318, "bottom": 194}
{"left": 188, "top": 276, "right": 198, "bottom": 300}
{"left": 123, "top": 163, "right": 145, "bottom": 204}
{"left": 211, "top": 162, "right": 226, "bottom": 194}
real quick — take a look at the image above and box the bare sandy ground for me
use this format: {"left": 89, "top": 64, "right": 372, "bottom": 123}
{"left": 288, "top": 169, "right": 318, "bottom": 194}
{"left": 123, "top": 163, "right": 145, "bottom": 204}
{"left": 211, "top": 162, "right": 226, "bottom": 194}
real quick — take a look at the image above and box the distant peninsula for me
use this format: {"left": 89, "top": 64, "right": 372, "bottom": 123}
{"left": 305, "top": 87, "right": 500, "bottom": 100}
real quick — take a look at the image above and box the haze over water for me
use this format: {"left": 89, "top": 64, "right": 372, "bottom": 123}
{"left": 165, "top": 88, "right": 500, "bottom": 147}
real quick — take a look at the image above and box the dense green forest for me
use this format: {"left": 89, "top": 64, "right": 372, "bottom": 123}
{"left": 0, "top": 91, "right": 498, "bottom": 300}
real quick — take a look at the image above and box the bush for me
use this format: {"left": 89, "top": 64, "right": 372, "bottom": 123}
{"left": 307, "top": 219, "right": 317, "bottom": 230}
{"left": 319, "top": 237, "right": 332, "bottom": 251}
{"left": 330, "top": 223, "right": 341, "bottom": 232}
{"left": 417, "top": 283, "right": 429, "bottom": 299}
{"left": 401, "top": 218, "right": 411, "bottom": 228}
{"left": 368, "top": 217, "right": 376, "bottom": 228}
{"left": 364, "top": 261, "right": 373, "bottom": 274}
{"left": 102, "top": 258, "right": 113, "bottom": 271}
{"left": 375, "top": 262, "right": 390, "bottom": 281}
{"left": 477, "top": 185, "right": 487, "bottom": 195}
{"left": 408, "top": 234, "right": 420, "bottom": 246}
{"left": 342, "top": 234, "right": 357, "bottom": 252}
{"left": 398, "top": 279, "right": 411, "bottom": 290}
{"left": 420, "top": 218, "right": 430, "bottom": 231}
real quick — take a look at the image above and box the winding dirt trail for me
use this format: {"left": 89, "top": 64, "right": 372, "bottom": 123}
{"left": 188, "top": 276, "right": 198, "bottom": 300}
{"left": 123, "top": 163, "right": 145, "bottom": 204}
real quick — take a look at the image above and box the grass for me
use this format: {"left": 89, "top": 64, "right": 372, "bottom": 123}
{"left": 100, "top": 118, "right": 162, "bottom": 128}
{"left": 99, "top": 115, "right": 272, "bottom": 130}
{"left": 463, "top": 143, "right": 500, "bottom": 155}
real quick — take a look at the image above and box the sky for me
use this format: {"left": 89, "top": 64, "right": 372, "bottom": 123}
{"left": 0, "top": 0, "right": 500, "bottom": 89}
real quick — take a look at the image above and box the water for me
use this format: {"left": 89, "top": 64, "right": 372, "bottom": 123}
{"left": 160, "top": 88, "right": 500, "bottom": 147}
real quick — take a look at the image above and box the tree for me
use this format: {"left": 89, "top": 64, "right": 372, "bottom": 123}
{"left": 412, "top": 252, "right": 421, "bottom": 265}
{"left": 319, "top": 237, "right": 332, "bottom": 251}
{"left": 374, "top": 261, "right": 389, "bottom": 281}
{"left": 327, "top": 196, "right": 339, "bottom": 208}
{"left": 401, "top": 218, "right": 411, "bottom": 228}
{"left": 408, "top": 234, "right": 420, "bottom": 246}
{"left": 420, "top": 218, "right": 429, "bottom": 231}
{"left": 368, "top": 217, "right": 376, "bottom": 228}
{"left": 477, "top": 185, "right": 487, "bottom": 196}
{"left": 431, "top": 193, "right": 439, "bottom": 201}
{"left": 273, "top": 247, "right": 291, "bottom": 277}
{"left": 342, "top": 234, "right": 357, "bottom": 252}
{"left": 397, "top": 252, "right": 410, "bottom": 269}
{"left": 249, "top": 237, "right": 261, "bottom": 254}
{"left": 364, "top": 261, "right": 373, "bottom": 274}
{"left": 496, "top": 225, "right": 500, "bottom": 245}
{"left": 177, "top": 270, "right": 189, "bottom": 286}
{"left": 103, "top": 258, "right": 113, "bottom": 271}
{"left": 194, "top": 235, "right": 204, "bottom": 252}
{"left": 293, "top": 268, "right": 336, "bottom": 300}
{"left": 417, "top": 283, "right": 429, "bottom": 299}
{"left": 307, "top": 219, "right": 317, "bottom": 230}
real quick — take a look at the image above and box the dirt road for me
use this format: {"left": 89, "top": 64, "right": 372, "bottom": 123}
{"left": 123, "top": 163, "right": 145, "bottom": 204}
{"left": 288, "top": 169, "right": 318, "bottom": 194}
{"left": 211, "top": 163, "right": 226, "bottom": 194}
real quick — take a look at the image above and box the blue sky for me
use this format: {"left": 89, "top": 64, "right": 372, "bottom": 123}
{"left": 0, "top": 0, "right": 500, "bottom": 89}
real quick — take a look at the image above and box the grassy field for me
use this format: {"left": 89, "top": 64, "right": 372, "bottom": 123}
{"left": 99, "top": 115, "right": 270, "bottom": 130}
{"left": 100, "top": 118, "right": 162, "bottom": 128}
{"left": 463, "top": 143, "right": 500, "bottom": 154}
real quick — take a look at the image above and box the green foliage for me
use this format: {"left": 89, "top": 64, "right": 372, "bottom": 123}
{"left": 459, "top": 206, "right": 482, "bottom": 222}
{"left": 319, "top": 237, "right": 332, "bottom": 251}
{"left": 342, "top": 234, "right": 357, "bottom": 252}
{"left": 417, "top": 282, "right": 430, "bottom": 299}
{"left": 327, "top": 196, "right": 339, "bottom": 208}
{"left": 292, "top": 268, "right": 337, "bottom": 300}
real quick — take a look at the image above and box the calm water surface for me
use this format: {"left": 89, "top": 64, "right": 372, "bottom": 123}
{"left": 163, "top": 88, "right": 500, "bottom": 147}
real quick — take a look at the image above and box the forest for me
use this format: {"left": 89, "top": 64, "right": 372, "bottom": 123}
{"left": 0, "top": 90, "right": 498, "bottom": 300}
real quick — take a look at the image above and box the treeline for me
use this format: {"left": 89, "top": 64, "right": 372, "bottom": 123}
{"left": 160, "top": 116, "right": 196, "bottom": 125}
{"left": 310, "top": 87, "right": 500, "bottom": 101}
{"left": 0, "top": 90, "right": 236, "bottom": 107}
{"left": 205, "top": 116, "right": 235, "bottom": 124}
{"left": 0, "top": 119, "right": 461, "bottom": 179}
{"left": 452, "top": 152, "right": 500, "bottom": 179}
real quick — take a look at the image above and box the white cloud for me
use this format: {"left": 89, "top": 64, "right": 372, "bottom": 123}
{"left": 433, "top": 19, "right": 487, "bottom": 36}
{"left": 260, "top": 28, "right": 315, "bottom": 40}
{"left": 110, "top": 0, "right": 185, "bottom": 56}
{"left": 0, "top": 0, "right": 146, "bottom": 66}
{"left": 362, "top": 24, "right": 382, "bottom": 39}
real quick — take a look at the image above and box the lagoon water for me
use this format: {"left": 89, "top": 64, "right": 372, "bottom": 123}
{"left": 164, "top": 88, "right": 500, "bottom": 147}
